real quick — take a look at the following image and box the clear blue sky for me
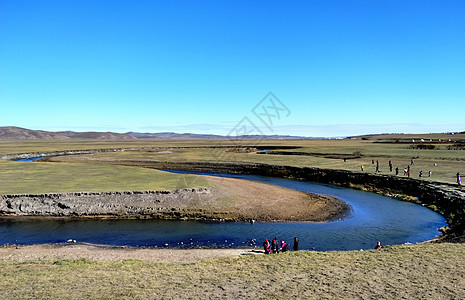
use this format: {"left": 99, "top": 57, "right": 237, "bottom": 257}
{"left": 1, "top": 0, "right": 464, "bottom": 136}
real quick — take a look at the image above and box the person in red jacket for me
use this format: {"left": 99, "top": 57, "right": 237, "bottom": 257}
{"left": 263, "top": 239, "right": 271, "bottom": 254}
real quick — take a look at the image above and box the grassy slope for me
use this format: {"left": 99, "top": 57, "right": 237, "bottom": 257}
{"left": 0, "top": 243, "right": 464, "bottom": 299}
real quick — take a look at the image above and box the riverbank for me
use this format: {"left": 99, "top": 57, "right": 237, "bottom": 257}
{"left": 0, "top": 175, "right": 349, "bottom": 223}
{"left": 0, "top": 243, "right": 260, "bottom": 263}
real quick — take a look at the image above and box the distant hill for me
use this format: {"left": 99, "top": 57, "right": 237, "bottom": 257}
{"left": 348, "top": 132, "right": 465, "bottom": 142}
{"left": 126, "top": 132, "right": 225, "bottom": 139}
{"left": 125, "top": 132, "right": 310, "bottom": 140}
{"left": 0, "top": 126, "right": 311, "bottom": 140}
{"left": 0, "top": 127, "right": 135, "bottom": 140}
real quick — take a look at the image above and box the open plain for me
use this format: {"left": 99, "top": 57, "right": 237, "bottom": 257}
{"left": 0, "top": 134, "right": 464, "bottom": 299}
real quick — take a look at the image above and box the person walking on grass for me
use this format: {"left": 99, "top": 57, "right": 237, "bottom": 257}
{"left": 361, "top": 165, "right": 364, "bottom": 172}
{"left": 458, "top": 172, "right": 462, "bottom": 186}
{"left": 395, "top": 167, "right": 399, "bottom": 175}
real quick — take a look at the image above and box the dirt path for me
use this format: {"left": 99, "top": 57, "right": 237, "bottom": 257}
{"left": 0, "top": 243, "right": 262, "bottom": 263}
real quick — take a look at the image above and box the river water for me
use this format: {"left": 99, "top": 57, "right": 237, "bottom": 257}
{"left": 15, "top": 157, "right": 47, "bottom": 162}
{"left": 0, "top": 171, "right": 446, "bottom": 251}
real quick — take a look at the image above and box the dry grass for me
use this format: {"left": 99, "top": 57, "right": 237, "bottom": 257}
{"left": 0, "top": 243, "right": 464, "bottom": 299}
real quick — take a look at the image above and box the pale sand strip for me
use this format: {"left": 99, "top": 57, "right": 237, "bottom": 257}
{"left": 0, "top": 244, "right": 263, "bottom": 263}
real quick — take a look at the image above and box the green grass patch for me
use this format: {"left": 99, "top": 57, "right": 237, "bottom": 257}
{"left": 0, "top": 160, "right": 211, "bottom": 194}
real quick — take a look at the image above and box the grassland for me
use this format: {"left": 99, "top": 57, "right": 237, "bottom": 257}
{"left": 0, "top": 243, "right": 464, "bottom": 299}
{"left": 0, "top": 135, "right": 464, "bottom": 299}
{"left": 0, "top": 160, "right": 211, "bottom": 194}
{"left": 32, "top": 137, "right": 465, "bottom": 186}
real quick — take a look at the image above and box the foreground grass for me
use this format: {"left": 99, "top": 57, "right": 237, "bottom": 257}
{"left": 0, "top": 160, "right": 210, "bottom": 194}
{"left": 0, "top": 243, "right": 464, "bottom": 299}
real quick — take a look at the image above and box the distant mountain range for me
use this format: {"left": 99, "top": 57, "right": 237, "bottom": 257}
{"left": 0, "top": 126, "right": 311, "bottom": 140}
{"left": 0, "top": 126, "right": 135, "bottom": 140}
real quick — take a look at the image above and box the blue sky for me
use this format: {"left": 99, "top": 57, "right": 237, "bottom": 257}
{"left": 1, "top": 0, "right": 464, "bottom": 137}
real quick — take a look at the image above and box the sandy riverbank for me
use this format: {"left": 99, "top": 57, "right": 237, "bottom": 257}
{"left": 0, "top": 243, "right": 262, "bottom": 263}
{"left": 1, "top": 175, "right": 349, "bottom": 222}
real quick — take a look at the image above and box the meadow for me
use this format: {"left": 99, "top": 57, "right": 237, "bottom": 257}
{"left": 2, "top": 135, "right": 460, "bottom": 192}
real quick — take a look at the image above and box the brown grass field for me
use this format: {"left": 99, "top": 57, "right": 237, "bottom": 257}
{"left": 0, "top": 243, "right": 464, "bottom": 299}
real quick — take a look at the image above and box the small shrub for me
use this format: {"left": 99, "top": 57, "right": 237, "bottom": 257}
{"left": 352, "top": 151, "right": 362, "bottom": 158}
{"left": 427, "top": 204, "right": 438, "bottom": 212}
{"left": 408, "top": 144, "right": 436, "bottom": 150}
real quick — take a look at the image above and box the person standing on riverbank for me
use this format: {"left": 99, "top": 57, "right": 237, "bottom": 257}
{"left": 281, "top": 240, "right": 287, "bottom": 252}
{"left": 272, "top": 237, "right": 279, "bottom": 254}
{"left": 293, "top": 237, "right": 299, "bottom": 251}
{"left": 263, "top": 239, "right": 270, "bottom": 254}
{"left": 361, "top": 165, "right": 364, "bottom": 172}
{"left": 458, "top": 172, "right": 462, "bottom": 186}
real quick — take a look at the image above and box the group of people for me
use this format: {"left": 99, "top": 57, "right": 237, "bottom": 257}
{"left": 262, "top": 237, "right": 382, "bottom": 253}
{"left": 363, "top": 160, "right": 462, "bottom": 186}
{"left": 263, "top": 237, "right": 298, "bottom": 254}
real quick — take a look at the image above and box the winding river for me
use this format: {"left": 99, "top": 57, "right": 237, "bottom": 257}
{"left": 0, "top": 171, "right": 446, "bottom": 251}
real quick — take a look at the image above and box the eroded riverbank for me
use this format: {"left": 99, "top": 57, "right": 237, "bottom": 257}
{"left": 0, "top": 175, "right": 349, "bottom": 223}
